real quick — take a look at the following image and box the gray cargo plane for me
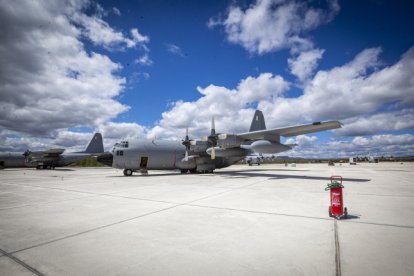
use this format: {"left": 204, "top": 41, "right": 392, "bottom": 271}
{"left": 97, "top": 111, "right": 341, "bottom": 176}
{"left": 0, "top": 133, "right": 104, "bottom": 169}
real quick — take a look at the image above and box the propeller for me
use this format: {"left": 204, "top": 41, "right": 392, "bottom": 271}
{"left": 207, "top": 116, "right": 218, "bottom": 159}
{"left": 181, "top": 127, "right": 191, "bottom": 161}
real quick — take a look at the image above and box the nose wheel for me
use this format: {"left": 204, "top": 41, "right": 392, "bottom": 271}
{"left": 123, "top": 169, "right": 133, "bottom": 176}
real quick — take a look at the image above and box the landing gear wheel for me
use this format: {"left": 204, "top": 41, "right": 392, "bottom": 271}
{"left": 180, "top": 169, "right": 188, "bottom": 174}
{"left": 328, "top": 206, "right": 332, "bottom": 217}
{"left": 344, "top": 207, "right": 348, "bottom": 219}
{"left": 123, "top": 169, "right": 133, "bottom": 176}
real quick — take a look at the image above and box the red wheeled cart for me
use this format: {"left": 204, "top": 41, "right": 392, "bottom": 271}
{"left": 326, "top": 176, "right": 348, "bottom": 219}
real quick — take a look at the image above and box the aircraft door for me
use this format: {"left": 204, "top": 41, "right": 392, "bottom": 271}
{"left": 140, "top": 156, "right": 148, "bottom": 174}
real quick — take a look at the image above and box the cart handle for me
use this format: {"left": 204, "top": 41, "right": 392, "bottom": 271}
{"left": 330, "top": 175, "right": 342, "bottom": 184}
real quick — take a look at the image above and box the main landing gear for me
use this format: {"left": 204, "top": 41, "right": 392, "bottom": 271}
{"left": 180, "top": 169, "right": 213, "bottom": 174}
{"left": 36, "top": 165, "right": 55, "bottom": 170}
{"left": 123, "top": 169, "right": 133, "bottom": 176}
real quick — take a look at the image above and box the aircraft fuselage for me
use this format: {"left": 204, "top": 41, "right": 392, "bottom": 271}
{"left": 108, "top": 139, "right": 243, "bottom": 173}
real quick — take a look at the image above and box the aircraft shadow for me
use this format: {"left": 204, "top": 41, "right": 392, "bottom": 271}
{"left": 106, "top": 170, "right": 370, "bottom": 183}
{"left": 107, "top": 172, "right": 184, "bottom": 178}
{"left": 215, "top": 171, "right": 371, "bottom": 183}
{"left": 224, "top": 168, "right": 310, "bottom": 173}
{"left": 0, "top": 168, "right": 76, "bottom": 172}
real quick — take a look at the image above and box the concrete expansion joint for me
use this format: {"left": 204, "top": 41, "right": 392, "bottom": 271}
{"left": 334, "top": 219, "right": 342, "bottom": 276}
{"left": 9, "top": 203, "right": 183, "bottom": 256}
{"left": 0, "top": 247, "right": 45, "bottom": 276}
{"left": 341, "top": 220, "right": 414, "bottom": 230}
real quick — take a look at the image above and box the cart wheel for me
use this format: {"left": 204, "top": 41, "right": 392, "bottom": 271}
{"left": 344, "top": 207, "right": 348, "bottom": 219}
{"left": 328, "top": 206, "right": 332, "bottom": 217}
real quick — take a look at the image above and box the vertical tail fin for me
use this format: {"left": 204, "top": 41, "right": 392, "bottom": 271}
{"left": 84, "top": 133, "right": 104, "bottom": 154}
{"left": 249, "top": 110, "right": 266, "bottom": 132}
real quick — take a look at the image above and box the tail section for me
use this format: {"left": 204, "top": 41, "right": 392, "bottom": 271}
{"left": 84, "top": 133, "right": 104, "bottom": 154}
{"left": 249, "top": 110, "right": 266, "bottom": 132}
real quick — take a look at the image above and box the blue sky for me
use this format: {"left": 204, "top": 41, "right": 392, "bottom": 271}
{"left": 0, "top": 0, "right": 413, "bottom": 157}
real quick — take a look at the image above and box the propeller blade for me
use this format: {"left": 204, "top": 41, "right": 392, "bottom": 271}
{"left": 211, "top": 116, "right": 215, "bottom": 135}
{"left": 182, "top": 127, "right": 192, "bottom": 162}
{"left": 211, "top": 146, "right": 215, "bottom": 160}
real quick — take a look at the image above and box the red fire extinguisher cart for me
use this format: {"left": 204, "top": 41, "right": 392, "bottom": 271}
{"left": 326, "top": 176, "right": 348, "bottom": 219}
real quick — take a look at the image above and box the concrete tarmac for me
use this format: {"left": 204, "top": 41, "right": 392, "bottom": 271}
{"left": 0, "top": 163, "right": 413, "bottom": 275}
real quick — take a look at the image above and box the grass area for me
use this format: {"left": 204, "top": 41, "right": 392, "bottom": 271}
{"left": 70, "top": 156, "right": 105, "bottom": 167}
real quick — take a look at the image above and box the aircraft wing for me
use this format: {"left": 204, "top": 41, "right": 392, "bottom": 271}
{"left": 30, "top": 148, "right": 65, "bottom": 158}
{"left": 237, "top": 121, "right": 342, "bottom": 140}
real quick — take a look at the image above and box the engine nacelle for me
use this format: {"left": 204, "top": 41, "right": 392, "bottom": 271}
{"left": 190, "top": 140, "right": 209, "bottom": 152}
{"left": 217, "top": 134, "right": 244, "bottom": 148}
{"left": 175, "top": 157, "right": 197, "bottom": 169}
{"left": 250, "top": 140, "right": 291, "bottom": 154}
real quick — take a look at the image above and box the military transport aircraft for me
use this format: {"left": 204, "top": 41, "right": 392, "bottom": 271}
{"left": 0, "top": 133, "right": 104, "bottom": 169}
{"left": 97, "top": 111, "right": 341, "bottom": 176}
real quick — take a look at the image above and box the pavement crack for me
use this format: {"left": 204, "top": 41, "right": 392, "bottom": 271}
{"left": 187, "top": 204, "right": 332, "bottom": 221}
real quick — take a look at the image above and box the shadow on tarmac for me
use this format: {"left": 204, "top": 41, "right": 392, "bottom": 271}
{"left": 106, "top": 169, "right": 370, "bottom": 183}
{"left": 343, "top": 214, "right": 361, "bottom": 220}
{"left": 215, "top": 171, "right": 371, "bottom": 182}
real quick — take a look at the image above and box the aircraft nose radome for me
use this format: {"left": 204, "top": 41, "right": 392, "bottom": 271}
{"left": 97, "top": 153, "right": 113, "bottom": 167}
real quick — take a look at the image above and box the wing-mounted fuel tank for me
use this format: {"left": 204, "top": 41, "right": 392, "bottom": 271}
{"left": 241, "top": 140, "right": 291, "bottom": 154}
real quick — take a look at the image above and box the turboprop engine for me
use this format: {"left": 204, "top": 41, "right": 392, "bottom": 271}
{"left": 242, "top": 140, "right": 291, "bottom": 154}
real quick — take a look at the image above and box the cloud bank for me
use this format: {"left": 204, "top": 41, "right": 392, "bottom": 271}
{"left": 0, "top": 0, "right": 150, "bottom": 136}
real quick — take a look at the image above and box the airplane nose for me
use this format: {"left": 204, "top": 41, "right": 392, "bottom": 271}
{"left": 97, "top": 152, "right": 113, "bottom": 167}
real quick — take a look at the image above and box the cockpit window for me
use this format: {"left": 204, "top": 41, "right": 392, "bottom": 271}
{"left": 113, "top": 141, "right": 129, "bottom": 150}
{"left": 117, "top": 141, "right": 129, "bottom": 148}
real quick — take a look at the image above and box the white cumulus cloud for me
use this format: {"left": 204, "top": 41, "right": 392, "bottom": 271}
{"left": 288, "top": 48, "right": 325, "bottom": 82}
{"left": 259, "top": 47, "right": 414, "bottom": 129}
{"left": 336, "top": 109, "right": 414, "bottom": 136}
{"left": 147, "top": 73, "right": 290, "bottom": 140}
{"left": 165, "top": 43, "right": 185, "bottom": 57}
{"left": 210, "top": 0, "right": 339, "bottom": 54}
